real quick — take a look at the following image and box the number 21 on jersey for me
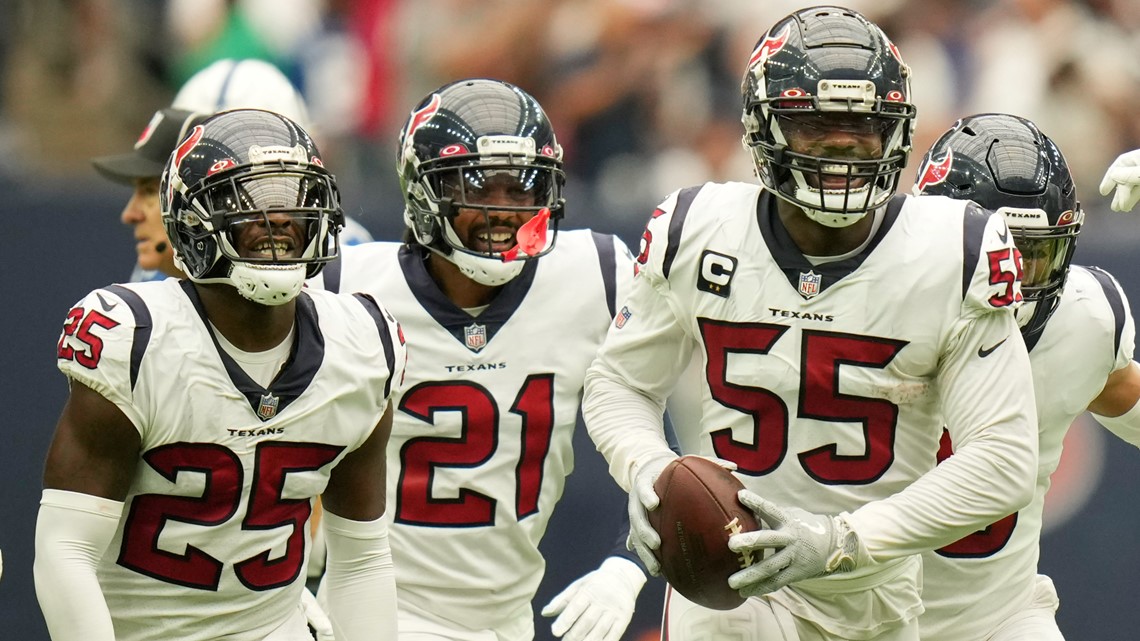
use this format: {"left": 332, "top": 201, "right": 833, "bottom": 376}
{"left": 395, "top": 374, "right": 555, "bottom": 527}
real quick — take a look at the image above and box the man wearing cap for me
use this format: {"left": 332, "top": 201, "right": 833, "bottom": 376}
{"left": 91, "top": 107, "right": 202, "bottom": 281}
{"left": 92, "top": 58, "right": 374, "bottom": 283}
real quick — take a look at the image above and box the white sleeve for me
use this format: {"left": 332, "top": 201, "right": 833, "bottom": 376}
{"left": 1092, "top": 397, "right": 1140, "bottom": 447}
{"left": 321, "top": 511, "right": 396, "bottom": 640}
{"left": 57, "top": 289, "right": 147, "bottom": 432}
{"left": 1086, "top": 268, "right": 1140, "bottom": 445}
{"left": 1114, "top": 285, "right": 1136, "bottom": 372}
{"left": 845, "top": 309, "right": 1038, "bottom": 560}
{"left": 583, "top": 270, "right": 691, "bottom": 491}
{"left": 34, "top": 489, "right": 123, "bottom": 641}
{"left": 610, "top": 235, "right": 636, "bottom": 311}
{"left": 1089, "top": 265, "right": 1136, "bottom": 372}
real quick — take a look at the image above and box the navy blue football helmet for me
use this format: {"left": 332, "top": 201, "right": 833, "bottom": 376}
{"left": 397, "top": 78, "right": 565, "bottom": 286}
{"left": 741, "top": 6, "right": 916, "bottom": 227}
{"left": 160, "top": 108, "right": 343, "bottom": 305}
{"left": 915, "top": 113, "right": 1083, "bottom": 339}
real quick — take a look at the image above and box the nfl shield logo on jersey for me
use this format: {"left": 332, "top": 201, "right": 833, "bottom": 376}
{"left": 464, "top": 323, "right": 487, "bottom": 352}
{"left": 257, "top": 393, "right": 279, "bottom": 421}
{"left": 798, "top": 271, "right": 822, "bottom": 299}
{"left": 615, "top": 306, "right": 632, "bottom": 329}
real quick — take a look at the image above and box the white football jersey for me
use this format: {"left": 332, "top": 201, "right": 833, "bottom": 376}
{"left": 587, "top": 181, "right": 1038, "bottom": 568}
{"left": 920, "top": 265, "right": 1136, "bottom": 641}
{"left": 314, "top": 230, "right": 633, "bottom": 631}
{"left": 55, "top": 278, "right": 404, "bottom": 641}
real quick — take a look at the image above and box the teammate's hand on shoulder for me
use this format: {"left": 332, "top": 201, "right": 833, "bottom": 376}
{"left": 1099, "top": 149, "right": 1140, "bottom": 212}
{"left": 541, "top": 556, "right": 647, "bottom": 641}
{"left": 727, "top": 490, "right": 868, "bottom": 597}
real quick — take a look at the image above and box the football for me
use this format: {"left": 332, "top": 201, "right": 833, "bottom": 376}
{"left": 648, "top": 455, "right": 760, "bottom": 610}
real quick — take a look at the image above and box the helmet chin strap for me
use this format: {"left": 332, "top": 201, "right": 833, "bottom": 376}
{"left": 793, "top": 181, "right": 877, "bottom": 228}
{"left": 228, "top": 263, "right": 307, "bottom": 306}
{"left": 174, "top": 244, "right": 307, "bottom": 305}
{"left": 802, "top": 206, "right": 868, "bottom": 228}
{"left": 440, "top": 248, "right": 526, "bottom": 287}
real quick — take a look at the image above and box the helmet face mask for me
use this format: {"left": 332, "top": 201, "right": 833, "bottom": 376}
{"left": 160, "top": 109, "right": 344, "bottom": 305}
{"left": 398, "top": 79, "right": 566, "bottom": 286}
{"left": 428, "top": 163, "right": 560, "bottom": 255}
{"left": 198, "top": 169, "right": 338, "bottom": 265}
{"left": 741, "top": 8, "right": 916, "bottom": 227}
{"left": 1008, "top": 220, "right": 1080, "bottom": 301}
{"left": 914, "top": 113, "right": 1083, "bottom": 339}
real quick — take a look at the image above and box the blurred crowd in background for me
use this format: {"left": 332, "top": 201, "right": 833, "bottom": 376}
{"left": 1, "top": 0, "right": 1138, "bottom": 240}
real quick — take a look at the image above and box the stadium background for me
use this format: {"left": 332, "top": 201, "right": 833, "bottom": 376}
{"left": 1, "top": 0, "right": 1138, "bottom": 638}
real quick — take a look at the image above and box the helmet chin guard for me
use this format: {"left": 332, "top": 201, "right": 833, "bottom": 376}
{"left": 228, "top": 263, "right": 307, "bottom": 306}
{"left": 1014, "top": 300, "right": 1038, "bottom": 330}
{"left": 172, "top": 254, "right": 308, "bottom": 306}
{"left": 431, "top": 206, "right": 553, "bottom": 286}
{"left": 441, "top": 249, "right": 526, "bottom": 287}
{"left": 795, "top": 184, "right": 877, "bottom": 228}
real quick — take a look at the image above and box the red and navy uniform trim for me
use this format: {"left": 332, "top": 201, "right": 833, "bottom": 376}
{"left": 104, "top": 285, "right": 153, "bottom": 391}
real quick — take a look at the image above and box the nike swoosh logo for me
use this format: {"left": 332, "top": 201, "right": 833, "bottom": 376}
{"left": 96, "top": 292, "right": 118, "bottom": 313}
{"left": 997, "top": 226, "right": 1009, "bottom": 244}
{"left": 977, "top": 337, "right": 1008, "bottom": 358}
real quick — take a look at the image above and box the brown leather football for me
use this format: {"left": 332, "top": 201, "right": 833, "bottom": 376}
{"left": 648, "top": 455, "right": 760, "bottom": 610}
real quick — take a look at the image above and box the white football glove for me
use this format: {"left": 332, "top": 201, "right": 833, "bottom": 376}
{"left": 1099, "top": 149, "right": 1140, "bottom": 212}
{"left": 541, "top": 556, "right": 647, "bottom": 641}
{"left": 301, "top": 586, "right": 334, "bottom": 641}
{"left": 625, "top": 454, "right": 675, "bottom": 575}
{"left": 727, "top": 490, "right": 868, "bottom": 597}
{"left": 626, "top": 454, "right": 739, "bottom": 576}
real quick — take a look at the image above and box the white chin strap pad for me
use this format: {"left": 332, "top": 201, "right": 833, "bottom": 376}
{"left": 436, "top": 218, "right": 529, "bottom": 286}
{"left": 229, "top": 263, "right": 307, "bottom": 305}
{"left": 793, "top": 182, "right": 878, "bottom": 228}
{"left": 450, "top": 250, "right": 526, "bottom": 286}
{"left": 803, "top": 207, "right": 868, "bottom": 228}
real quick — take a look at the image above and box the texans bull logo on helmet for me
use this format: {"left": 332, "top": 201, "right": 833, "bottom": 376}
{"left": 916, "top": 148, "right": 954, "bottom": 193}
{"left": 401, "top": 93, "right": 442, "bottom": 163}
{"left": 748, "top": 23, "right": 791, "bottom": 68}
{"left": 166, "top": 124, "right": 205, "bottom": 205}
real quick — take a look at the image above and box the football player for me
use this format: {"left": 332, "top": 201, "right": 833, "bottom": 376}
{"left": 36, "top": 109, "right": 405, "bottom": 641}
{"left": 91, "top": 58, "right": 373, "bottom": 284}
{"left": 310, "top": 78, "right": 646, "bottom": 641}
{"left": 582, "top": 6, "right": 1040, "bottom": 640}
{"left": 914, "top": 113, "right": 1140, "bottom": 641}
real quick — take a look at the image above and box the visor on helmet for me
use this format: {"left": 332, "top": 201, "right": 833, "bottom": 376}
{"left": 1009, "top": 221, "right": 1081, "bottom": 301}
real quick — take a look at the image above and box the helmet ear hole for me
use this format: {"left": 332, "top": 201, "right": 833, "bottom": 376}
{"left": 414, "top": 208, "right": 440, "bottom": 246}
